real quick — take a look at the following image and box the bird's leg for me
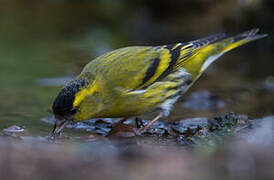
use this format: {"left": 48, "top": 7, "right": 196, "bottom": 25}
{"left": 107, "top": 114, "right": 163, "bottom": 137}
{"left": 135, "top": 117, "right": 144, "bottom": 129}
{"left": 136, "top": 112, "right": 163, "bottom": 135}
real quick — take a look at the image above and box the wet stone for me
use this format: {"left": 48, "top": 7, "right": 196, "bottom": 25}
{"left": 146, "top": 127, "right": 166, "bottom": 136}
{"left": 3, "top": 125, "right": 24, "bottom": 133}
{"left": 67, "top": 122, "right": 96, "bottom": 132}
{"left": 173, "top": 117, "right": 209, "bottom": 136}
{"left": 142, "top": 120, "right": 171, "bottom": 136}
{"left": 95, "top": 127, "right": 111, "bottom": 135}
{"left": 2, "top": 125, "right": 25, "bottom": 137}
{"left": 41, "top": 113, "right": 257, "bottom": 145}
{"left": 208, "top": 112, "right": 240, "bottom": 132}
{"left": 94, "top": 119, "right": 112, "bottom": 129}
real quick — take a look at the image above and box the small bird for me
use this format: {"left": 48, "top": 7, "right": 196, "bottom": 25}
{"left": 52, "top": 28, "right": 266, "bottom": 135}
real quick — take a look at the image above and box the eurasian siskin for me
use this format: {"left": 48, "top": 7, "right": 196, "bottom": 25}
{"left": 52, "top": 28, "right": 267, "bottom": 135}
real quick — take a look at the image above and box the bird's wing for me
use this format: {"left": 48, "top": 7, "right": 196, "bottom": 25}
{"left": 79, "top": 34, "right": 227, "bottom": 91}
{"left": 80, "top": 46, "right": 161, "bottom": 90}
{"left": 80, "top": 28, "right": 266, "bottom": 92}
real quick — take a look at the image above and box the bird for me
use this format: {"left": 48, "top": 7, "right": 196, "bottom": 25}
{"left": 52, "top": 28, "right": 267, "bottom": 135}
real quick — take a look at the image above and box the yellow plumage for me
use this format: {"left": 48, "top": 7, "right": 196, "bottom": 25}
{"left": 52, "top": 28, "right": 267, "bottom": 134}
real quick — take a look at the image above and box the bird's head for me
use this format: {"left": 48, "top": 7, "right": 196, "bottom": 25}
{"left": 52, "top": 78, "right": 86, "bottom": 134}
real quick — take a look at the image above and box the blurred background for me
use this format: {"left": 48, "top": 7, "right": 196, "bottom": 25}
{"left": 0, "top": 1, "right": 273, "bottom": 179}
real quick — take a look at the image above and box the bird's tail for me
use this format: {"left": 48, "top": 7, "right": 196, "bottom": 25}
{"left": 219, "top": 28, "right": 267, "bottom": 53}
{"left": 182, "top": 28, "right": 267, "bottom": 77}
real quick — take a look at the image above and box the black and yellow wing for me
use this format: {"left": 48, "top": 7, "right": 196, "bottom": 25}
{"left": 79, "top": 28, "right": 266, "bottom": 93}
{"left": 70, "top": 28, "right": 266, "bottom": 119}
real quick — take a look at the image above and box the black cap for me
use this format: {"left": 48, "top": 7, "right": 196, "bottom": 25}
{"left": 52, "top": 78, "right": 86, "bottom": 117}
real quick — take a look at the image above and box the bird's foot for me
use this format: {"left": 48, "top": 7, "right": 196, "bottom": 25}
{"left": 135, "top": 112, "right": 163, "bottom": 135}
{"left": 106, "top": 113, "right": 163, "bottom": 138}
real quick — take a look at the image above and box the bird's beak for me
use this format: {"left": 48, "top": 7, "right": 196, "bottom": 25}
{"left": 52, "top": 116, "right": 68, "bottom": 134}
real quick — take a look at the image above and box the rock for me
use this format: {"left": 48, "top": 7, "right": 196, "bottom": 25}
{"left": 144, "top": 120, "right": 172, "bottom": 136}
{"left": 208, "top": 112, "right": 245, "bottom": 132}
{"left": 3, "top": 125, "right": 24, "bottom": 133}
{"left": 173, "top": 117, "right": 208, "bottom": 136}
{"left": 41, "top": 112, "right": 273, "bottom": 147}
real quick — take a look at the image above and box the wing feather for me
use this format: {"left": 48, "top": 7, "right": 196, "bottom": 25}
{"left": 80, "top": 33, "right": 228, "bottom": 92}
